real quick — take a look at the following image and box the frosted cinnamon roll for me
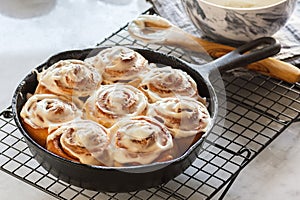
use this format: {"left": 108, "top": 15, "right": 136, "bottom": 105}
{"left": 36, "top": 59, "right": 102, "bottom": 97}
{"left": 147, "top": 97, "right": 211, "bottom": 138}
{"left": 47, "top": 120, "right": 111, "bottom": 166}
{"left": 20, "top": 94, "right": 82, "bottom": 147}
{"left": 84, "top": 46, "right": 152, "bottom": 85}
{"left": 138, "top": 66, "right": 200, "bottom": 103}
{"left": 83, "top": 84, "right": 148, "bottom": 127}
{"left": 148, "top": 97, "right": 210, "bottom": 155}
{"left": 109, "top": 116, "right": 174, "bottom": 166}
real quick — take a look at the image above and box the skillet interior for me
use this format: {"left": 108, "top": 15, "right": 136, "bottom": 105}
{"left": 12, "top": 46, "right": 217, "bottom": 192}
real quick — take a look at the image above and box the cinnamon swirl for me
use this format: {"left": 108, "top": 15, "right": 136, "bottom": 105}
{"left": 36, "top": 59, "right": 102, "bottom": 97}
{"left": 20, "top": 94, "right": 82, "bottom": 147}
{"left": 84, "top": 46, "right": 153, "bottom": 85}
{"left": 83, "top": 84, "right": 148, "bottom": 127}
{"left": 147, "top": 97, "right": 210, "bottom": 138}
{"left": 147, "top": 97, "right": 211, "bottom": 155}
{"left": 138, "top": 66, "right": 200, "bottom": 103}
{"left": 108, "top": 116, "right": 174, "bottom": 166}
{"left": 47, "top": 120, "right": 111, "bottom": 166}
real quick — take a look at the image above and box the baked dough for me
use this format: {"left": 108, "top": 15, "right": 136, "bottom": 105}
{"left": 20, "top": 94, "right": 82, "bottom": 147}
{"left": 83, "top": 83, "right": 148, "bottom": 127}
{"left": 108, "top": 116, "right": 174, "bottom": 166}
{"left": 47, "top": 120, "right": 111, "bottom": 166}
{"left": 84, "top": 46, "right": 153, "bottom": 86}
{"left": 36, "top": 59, "right": 102, "bottom": 97}
{"left": 138, "top": 66, "right": 200, "bottom": 102}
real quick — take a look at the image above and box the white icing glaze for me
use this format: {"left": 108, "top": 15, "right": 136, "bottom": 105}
{"left": 37, "top": 59, "right": 102, "bottom": 97}
{"left": 83, "top": 84, "right": 148, "bottom": 127}
{"left": 109, "top": 116, "right": 173, "bottom": 165}
{"left": 147, "top": 97, "right": 211, "bottom": 138}
{"left": 205, "top": 0, "right": 283, "bottom": 8}
{"left": 20, "top": 94, "right": 82, "bottom": 129}
{"left": 47, "top": 120, "right": 111, "bottom": 165}
{"left": 128, "top": 14, "right": 204, "bottom": 52}
{"left": 84, "top": 46, "right": 152, "bottom": 84}
{"left": 138, "top": 66, "right": 199, "bottom": 102}
{"left": 128, "top": 14, "right": 174, "bottom": 44}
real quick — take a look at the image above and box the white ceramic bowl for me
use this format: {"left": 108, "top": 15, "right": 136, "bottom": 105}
{"left": 182, "top": 0, "right": 297, "bottom": 44}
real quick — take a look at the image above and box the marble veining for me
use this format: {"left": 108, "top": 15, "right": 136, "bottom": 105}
{"left": 182, "top": 0, "right": 297, "bottom": 44}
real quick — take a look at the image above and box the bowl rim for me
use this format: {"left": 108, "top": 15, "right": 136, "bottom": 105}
{"left": 199, "top": 0, "right": 292, "bottom": 11}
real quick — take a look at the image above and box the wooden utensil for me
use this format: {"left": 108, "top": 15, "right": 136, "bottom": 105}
{"left": 128, "top": 15, "right": 300, "bottom": 83}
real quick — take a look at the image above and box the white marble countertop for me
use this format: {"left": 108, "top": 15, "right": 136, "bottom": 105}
{"left": 0, "top": 1, "right": 299, "bottom": 200}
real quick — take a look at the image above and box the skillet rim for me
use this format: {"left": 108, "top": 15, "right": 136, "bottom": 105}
{"left": 11, "top": 45, "right": 218, "bottom": 171}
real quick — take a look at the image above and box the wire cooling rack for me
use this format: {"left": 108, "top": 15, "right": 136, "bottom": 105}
{"left": 0, "top": 10, "right": 300, "bottom": 200}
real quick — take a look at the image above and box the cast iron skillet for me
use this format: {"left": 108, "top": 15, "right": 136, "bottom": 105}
{"left": 12, "top": 37, "right": 280, "bottom": 192}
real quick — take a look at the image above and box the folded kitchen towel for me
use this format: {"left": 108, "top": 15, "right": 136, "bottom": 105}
{"left": 148, "top": 0, "right": 300, "bottom": 66}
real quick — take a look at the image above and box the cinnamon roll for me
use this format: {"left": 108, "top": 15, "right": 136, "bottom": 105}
{"left": 20, "top": 94, "right": 82, "bottom": 147}
{"left": 36, "top": 59, "right": 102, "bottom": 97}
{"left": 138, "top": 66, "right": 200, "bottom": 103}
{"left": 147, "top": 97, "right": 210, "bottom": 138}
{"left": 84, "top": 46, "right": 153, "bottom": 85}
{"left": 147, "top": 97, "right": 210, "bottom": 155}
{"left": 108, "top": 116, "right": 174, "bottom": 166}
{"left": 83, "top": 84, "right": 148, "bottom": 127}
{"left": 47, "top": 120, "right": 111, "bottom": 166}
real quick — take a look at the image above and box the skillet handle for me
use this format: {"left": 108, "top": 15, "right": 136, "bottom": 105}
{"left": 202, "top": 37, "right": 281, "bottom": 74}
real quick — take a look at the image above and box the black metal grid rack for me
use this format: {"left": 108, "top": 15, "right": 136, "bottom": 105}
{"left": 0, "top": 10, "right": 299, "bottom": 200}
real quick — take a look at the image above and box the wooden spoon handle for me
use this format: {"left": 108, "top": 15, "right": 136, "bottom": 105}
{"left": 247, "top": 58, "right": 300, "bottom": 83}
{"left": 191, "top": 36, "right": 300, "bottom": 83}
